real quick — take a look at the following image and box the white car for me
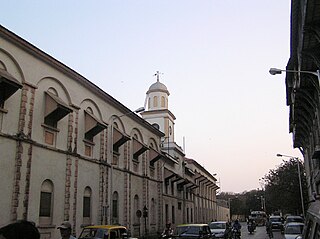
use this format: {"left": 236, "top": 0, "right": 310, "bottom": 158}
{"left": 284, "top": 222, "right": 304, "bottom": 239}
{"left": 208, "top": 221, "right": 231, "bottom": 239}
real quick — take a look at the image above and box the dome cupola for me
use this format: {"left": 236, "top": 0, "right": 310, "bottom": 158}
{"left": 146, "top": 71, "right": 169, "bottom": 111}
{"left": 147, "top": 80, "right": 169, "bottom": 95}
{"left": 141, "top": 71, "right": 176, "bottom": 143}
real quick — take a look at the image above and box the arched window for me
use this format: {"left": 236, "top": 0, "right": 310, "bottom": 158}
{"left": 134, "top": 195, "right": 140, "bottom": 224}
{"left": 39, "top": 179, "right": 54, "bottom": 225}
{"left": 153, "top": 96, "right": 158, "bottom": 107}
{"left": 83, "top": 187, "right": 92, "bottom": 224}
{"left": 148, "top": 97, "right": 151, "bottom": 109}
{"left": 161, "top": 96, "right": 165, "bottom": 107}
{"left": 112, "top": 191, "right": 119, "bottom": 224}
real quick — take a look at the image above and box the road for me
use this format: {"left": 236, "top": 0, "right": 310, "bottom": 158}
{"left": 239, "top": 223, "right": 284, "bottom": 239}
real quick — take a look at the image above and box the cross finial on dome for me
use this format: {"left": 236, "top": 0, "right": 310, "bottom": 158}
{"left": 153, "top": 71, "right": 163, "bottom": 82}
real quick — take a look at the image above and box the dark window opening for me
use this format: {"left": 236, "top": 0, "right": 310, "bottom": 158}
{"left": 165, "top": 204, "right": 169, "bottom": 223}
{"left": 0, "top": 69, "right": 22, "bottom": 109}
{"left": 172, "top": 206, "right": 175, "bottom": 224}
{"left": 83, "top": 196, "right": 91, "bottom": 217}
{"left": 39, "top": 192, "right": 51, "bottom": 217}
{"left": 171, "top": 181, "right": 174, "bottom": 195}
{"left": 112, "top": 199, "right": 118, "bottom": 218}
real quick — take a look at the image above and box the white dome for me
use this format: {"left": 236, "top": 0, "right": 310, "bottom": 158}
{"left": 147, "top": 81, "right": 170, "bottom": 95}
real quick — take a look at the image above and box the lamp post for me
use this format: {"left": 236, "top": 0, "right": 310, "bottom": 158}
{"left": 143, "top": 205, "right": 148, "bottom": 238}
{"left": 269, "top": 68, "right": 320, "bottom": 85}
{"left": 276, "top": 153, "right": 305, "bottom": 216}
{"left": 108, "top": 107, "right": 145, "bottom": 224}
{"left": 259, "top": 178, "right": 267, "bottom": 212}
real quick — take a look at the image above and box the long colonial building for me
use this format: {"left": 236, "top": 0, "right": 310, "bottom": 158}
{"left": 0, "top": 25, "right": 222, "bottom": 239}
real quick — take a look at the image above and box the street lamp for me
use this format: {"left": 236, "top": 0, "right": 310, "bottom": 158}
{"left": 276, "top": 153, "right": 305, "bottom": 216}
{"left": 269, "top": 68, "right": 320, "bottom": 85}
{"left": 143, "top": 205, "right": 148, "bottom": 237}
{"left": 108, "top": 106, "right": 145, "bottom": 224}
{"left": 259, "top": 179, "right": 267, "bottom": 212}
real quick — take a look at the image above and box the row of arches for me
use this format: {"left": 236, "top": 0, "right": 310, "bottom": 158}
{"left": 39, "top": 180, "right": 157, "bottom": 227}
{"left": 148, "top": 96, "right": 168, "bottom": 109}
{"left": 39, "top": 180, "right": 93, "bottom": 226}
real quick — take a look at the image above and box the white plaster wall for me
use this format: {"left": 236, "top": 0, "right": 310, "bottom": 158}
{"left": 76, "top": 159, "right": 101, "bottom": 228}
{"left": 130, "top": 174, "right": 144, "bottom": 211}
{"left": 111, "top": 168, "right": 125, "bottom": 224}
{"left": 143, "top": 116, "right": 165, "bottom": 135}
{"left": 0, "top": 138, "right": 16, "bottom": 226}
{"left": 28, "top": 147, "right": 68, "bottom": 224}
{"left": 216, "top": 205, "right": 229, "bottom": 221}
{"left": 148, "top": 180, "right": 160, "bottom": 225}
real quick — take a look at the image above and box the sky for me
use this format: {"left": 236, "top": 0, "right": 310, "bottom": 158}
{"left": 0, "top": 0, "right": 302, "bottom": 193}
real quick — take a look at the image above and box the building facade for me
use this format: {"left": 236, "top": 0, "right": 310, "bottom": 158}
{"left": 0, "top": 25, "right": 220, "bottom": 239}
{"left": 282, "top": 0, "right": 320, "bottom": 221}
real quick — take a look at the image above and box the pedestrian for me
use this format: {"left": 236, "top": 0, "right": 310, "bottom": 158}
{"left": 57, "top": 221, "right": 77, "bottom": 239}
{"left": 161, "top": 222, "right": 173, "bottom": 238}
{"left": 265, "top": 217, "right": 273, "bottom": 238}
{"left": 0, "top": 220, "right": 40, "bottom": 239}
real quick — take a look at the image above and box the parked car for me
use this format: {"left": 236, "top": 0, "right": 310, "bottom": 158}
{"left": 78, "top": 225, "right": 129, "bottom": 239}
{"left": 285, "top": 215, "right": 304, "bottom": 225}
{"left": 175, "top": 224, "right": 214, "bottom": 239}
{"left": 208, "top": 221, "right": 231, "bottom": 238}
{"left": 283, "top": 222, "right": 304, "bottom": 239}
{"left": 269, "top": 215, "right": 284, "bottom": 230}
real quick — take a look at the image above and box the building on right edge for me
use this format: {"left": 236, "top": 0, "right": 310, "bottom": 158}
{"left": 282, "top": 0, "right": 320, "bottom": 231}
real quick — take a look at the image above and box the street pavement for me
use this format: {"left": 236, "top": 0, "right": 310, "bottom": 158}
{"left": 239, "top": 223, "right": 284, "bottom": 239}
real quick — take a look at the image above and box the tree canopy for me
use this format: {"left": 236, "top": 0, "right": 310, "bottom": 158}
{"left": 262, "top": 158, "right": 307, "bottom": 215}
{"left": 218, "top": 158, "right": 308, "bottom": 217}
{"left": 218, "top": 190, "right": 265, "bottom": 218}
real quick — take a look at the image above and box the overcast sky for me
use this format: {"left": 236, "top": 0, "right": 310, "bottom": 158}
{"left": 1, "top": 0, "right": 301, "bottom": 193}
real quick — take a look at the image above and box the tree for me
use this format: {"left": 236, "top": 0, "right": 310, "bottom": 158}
{"left": 261, "top": 158, "right": 307, "bottom": 215}
{"left": 218, "top": 190, "right": 265, "bottom": 219}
